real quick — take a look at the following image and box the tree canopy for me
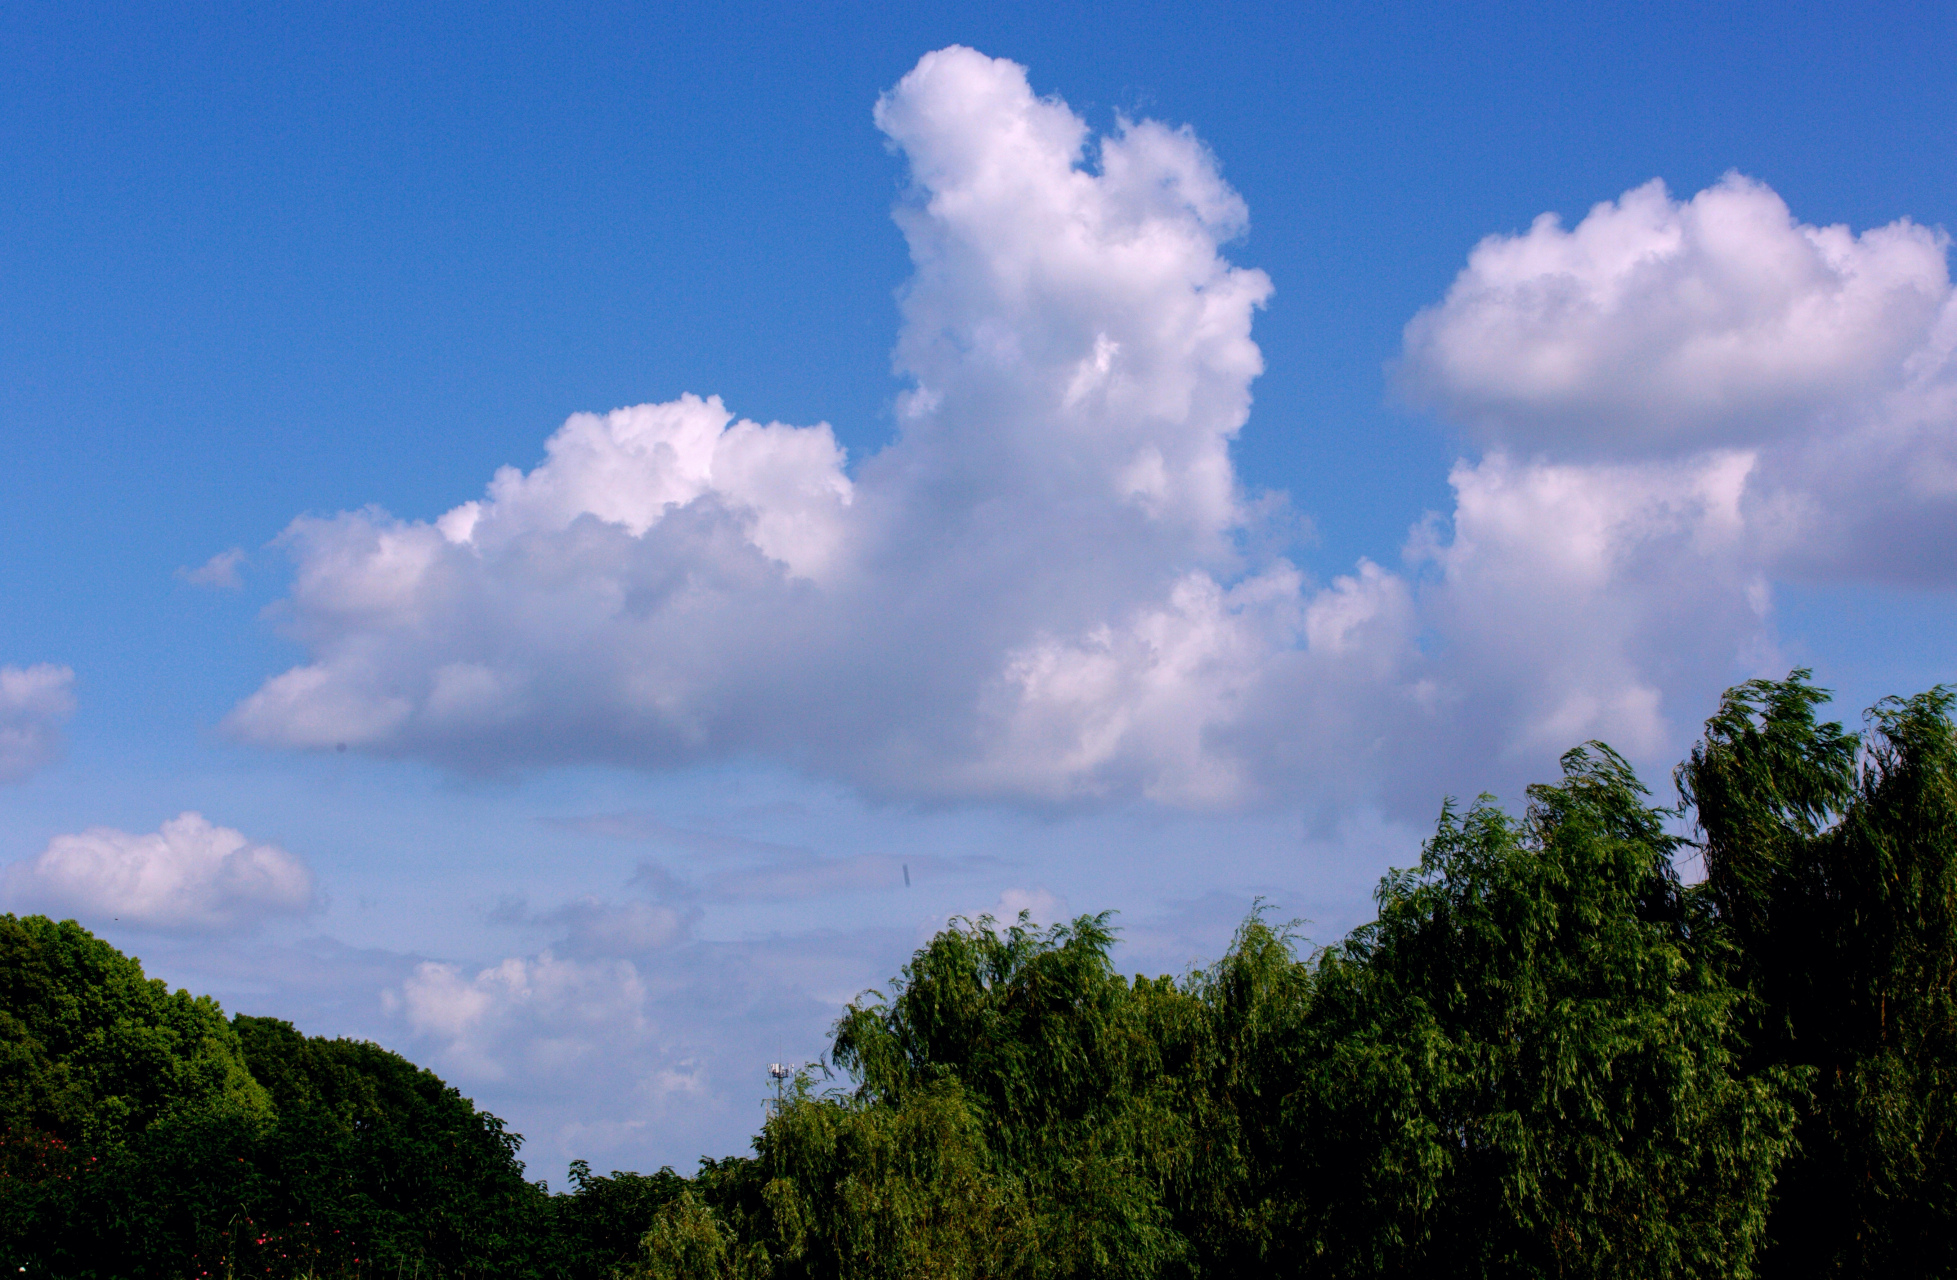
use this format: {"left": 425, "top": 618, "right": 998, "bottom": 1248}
{"left": 627, "top": 674, "right": 1957, "bottom": 1279}
{"left": 0, "top": 917, "right": 557, "bottom": 1278}
{"left": 5, "top": 672, "right": 1955, "bottom": 1278}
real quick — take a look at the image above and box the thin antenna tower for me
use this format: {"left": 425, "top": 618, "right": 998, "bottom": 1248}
{"left": 768, "top": 1061, "right": 793, "bottom": 1115}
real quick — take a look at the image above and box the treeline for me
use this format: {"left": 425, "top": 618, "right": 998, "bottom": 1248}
{"left": 0, "top": 911, "right": 683, "bottom": 1277}
{"left": 631, "top": 674, "right": 1957, "bottom": 1279}
{"left": 5, "top": 673, "right": 1956, "bottom": 1277}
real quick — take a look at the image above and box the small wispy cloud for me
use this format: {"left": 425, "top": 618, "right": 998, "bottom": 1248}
{"left": 551, "top": 810, "right": 1003, "bottom": 902}
{"left": 178, "top": 547, "right": 247, "bottom": 590}
{"left": 0, "top": 663, "right": 75, "bottom": 782}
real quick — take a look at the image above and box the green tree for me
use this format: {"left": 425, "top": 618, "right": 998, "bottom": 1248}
{"left": 630, "top": 913, "right": 1225, "bottom": 1279}
{"left": 1680, "top": 674, "right": 1957, "bottom": 1275}
{"left": 669, "top": 1079, "right": 1023, "bottom": 1280}
{"left": 0, "top": 914, "right": 273, "bottom": 1276}
{"left": 0, "top": 914, "right": 268, "bottom": 1146}
{"left": 1283, "top": 745, "right": 1800, "bottom": 1278}
{"left": 829, "top": 912, "right": 1199, "bottom": 1278}
{"left": 554, "top": 1158, "right": 691, "bottom": 1279}
{"left": 233, "top": 1014, "right": 556, "bottom": 1277}
{"left": 0, "top": 918, "right": 555, "bottom": 1278}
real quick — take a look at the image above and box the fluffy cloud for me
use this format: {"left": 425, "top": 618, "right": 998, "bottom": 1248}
{"left": 1401, "top": 174, "right": 1957, "bottom": 585}
{"left": 224, "top": 49, "right": 1952, "bottom": 813}
{"left": 223, "top": 393, "right": 853, "bottom": 763}
{"left": 1409, "top": 451, "right": 1772, "bottom": 763}
{"left": 0, "top": 664, "right": 75, "bottom": 782}
{"left": 1402, "top": 175, "right": 1950, "bottom": 455}
{"left": 226, "top": 47, "right": 1284, "bottom": 801}
{"left": 965, "top": 567, "right": 1306, "bottom": 805}
{"left": 386, "top": 951, "right": 650, "bottom": 1081}
{"left": 5, "top": 812, "right": 317, "bottom": 930}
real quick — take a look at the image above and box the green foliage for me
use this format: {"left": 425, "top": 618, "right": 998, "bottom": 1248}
{"left": 624, "top": 914, "right": 1227, "bottom": 1280}
{"left": 232, "top": 1015, "right": 555, "bottom": 1277}
{"left": 1285, "top": 745, "right": 1799, "bottom": 1278}
{"left": 0, "top": 914, "right": 275, "bottom": 1276}
{"left": 630, "top": 1184, "right": 753, "bottom": 1280}
{"left": 554, "top": 1158, "right": 691, "bottom": 1278}
{"left": 1166, "top": 911, "right": 1315, "bottom": 1272}
{"left": 1682, "top": 673, "right": 1957, "bottom": 1275}
{"left": 0, "top": 919, "right": 551, "bottom": 1278}
{"left": 0, "top": 914, "right": 268, "bottom": 1147}
{"left": 828, "top": 912, "right": 1199, "bottom": 1277}
{"left": 752, "top": 1078, "right": 1026, "bottom": 1278}
{"left": 11, "top": 673, "right": 1957, "bottom": 1278}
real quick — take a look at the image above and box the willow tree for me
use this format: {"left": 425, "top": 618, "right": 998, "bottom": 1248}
{"left": 1680, "top": 674, "right": 1957, "bottom": 1276}
{"left": 628, "top": 909, "right": 1323, "bottom": 1279}
{"left": 626, "top": 675, "right": 1957, "bottom": 1279}
{"left": 1281, "top": 745, "right": 1800, "bottom": 1278}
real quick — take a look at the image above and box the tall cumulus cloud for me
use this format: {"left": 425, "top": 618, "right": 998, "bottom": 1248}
{"left": 226, "top": 51, "right": 1957, "bottom": 812}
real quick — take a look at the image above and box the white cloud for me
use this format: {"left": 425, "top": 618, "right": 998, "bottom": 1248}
{"left": 1214, "top": 451, "right": 1779, "bottom": 815}
{"left": 222, "top": 51, "right": 1954, "bottom": 816}
{"left": 973, "top": 887, "right": 1064, "bottom": 928}
{"left": 179, "top": 547, "right": 247, "bottom": 590}
{"left": 0, "top": 664, "right": 75, "bottom": 783}
{"left": 1412, "top": 451, "right": 1773, "bottom": 762}
{"left": 1400, "top": 173, "right": 1957, "bottom": 586}
{"left": 1401, "top": 174, "right": 1951, "bottom": 456}
{"left": 5, "top": 812, "right": 317, "bottom": 930}
{"left": 379, "top": 912, "right": 913, "bottom": 1168}
{"left": 962, "top": 567, "right": 1304, "bottom": 806}
{"left": 225, "top": 46, "right": 1284, "bottom": 801}
{"left": 386, "top": 951, "right": 650, "bottom": 1080}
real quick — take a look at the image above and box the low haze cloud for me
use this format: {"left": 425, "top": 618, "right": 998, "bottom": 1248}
{"left": 386, "top": 951, "right": 651, "bottom": 1082}
{"left": 0, "top": 663, "right": 75, "bottom": 782}
{"left": 226, "top": 49, "right": 1954, "bottom": 815}
{"left": 381, "top": 869, "right": 913, "bottom": 1170}
{"left": 129, "top": 802, "right": 1415, "bottom": 1173}
{"left": 5, "top": 812, "right": 318, "bottom": 930}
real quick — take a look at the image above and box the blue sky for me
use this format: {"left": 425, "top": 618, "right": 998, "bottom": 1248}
{"left": 4, "top": 1, "right": 1955, "bottom": 1177}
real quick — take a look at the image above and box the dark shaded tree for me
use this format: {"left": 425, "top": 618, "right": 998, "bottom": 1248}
{"left": 0, "top": 916, "right": 553, "bottom": 1278}
{"left": 551, "top": 1158, "right": 691, "bottom": 1279}
{"left": 232, "top": 1015, "right": 556, "bottom": 1277}
{"left": 0, "top": 914, "right": 271, "bottom": 1276}
{"left": 1680, "top": 673, "right": 1957, "bottom": 1276}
